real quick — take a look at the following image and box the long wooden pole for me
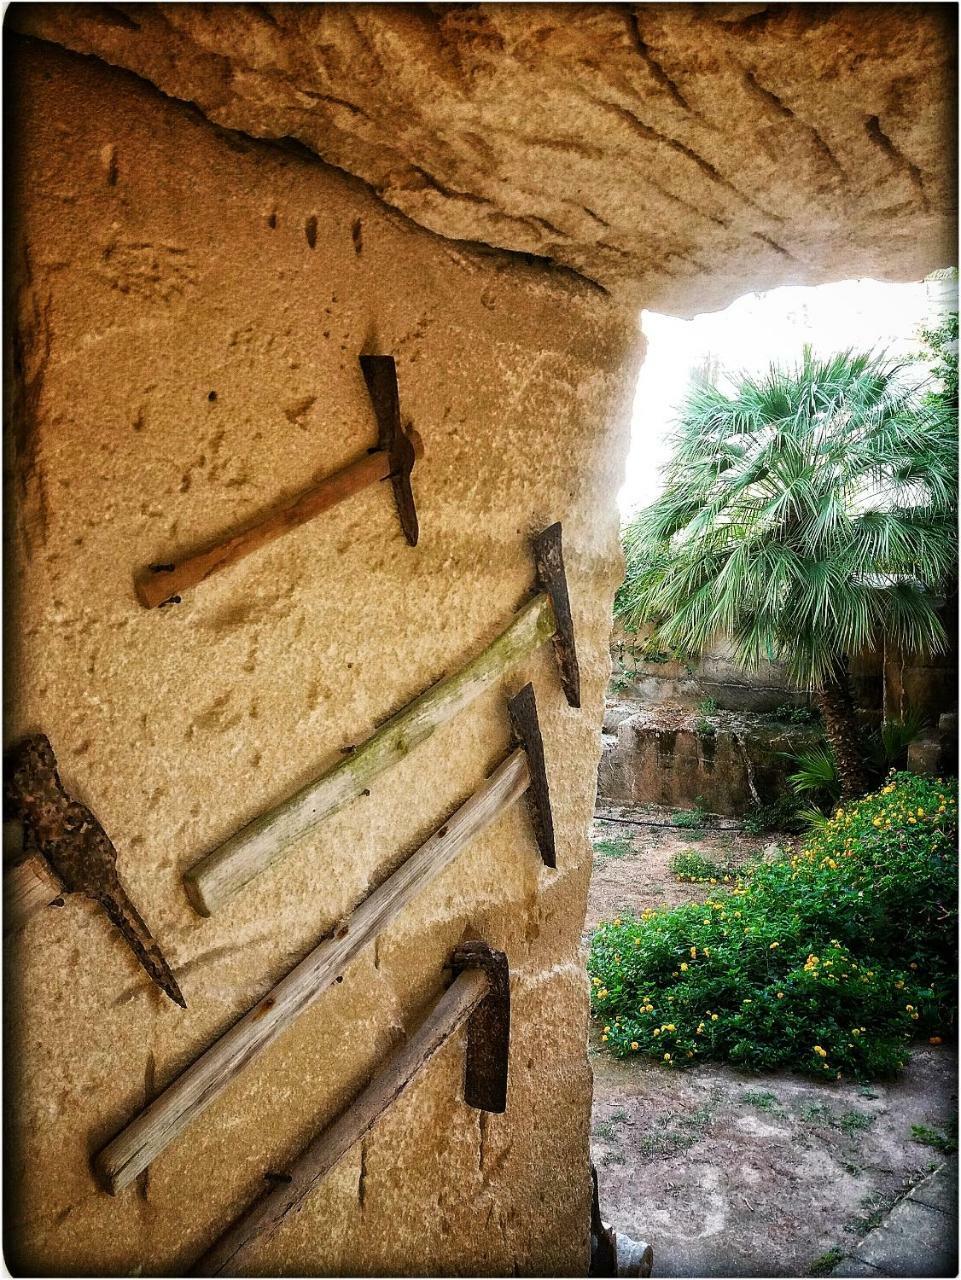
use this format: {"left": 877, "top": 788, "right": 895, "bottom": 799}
{"left": 95, "top": 750, "right": 531, "bottom": 1195}
{"left": 190, "top": 966, "right": 490, "bottom": 1276}
{"left": 135, "top": 435, "right": 422, "bottom": 610}
{"left": 184, "top": 592, "right": 555, "bottom": 916}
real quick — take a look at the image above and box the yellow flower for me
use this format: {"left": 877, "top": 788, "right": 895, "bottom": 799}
{"left": 905, "top": 1004, "right": 914, "bottom": 1012}
{"left": 690, "top": 947, "right": 697, "bottom": 959}
{"left": 769, "top": 942, "right": 779, "bottom": 950}
{"left": 680, "top": 962, "right": 689, "bottom": 972}
{"left": 653, "top": 1028, "right": 660, "bottom": 1036}
{"left": 814, "top": 1045, "right": 827, "bottom": 1058}
{"left": 666, "top": 1023, "right": 676, "bottom": 1032}
{"left": 663, "top": 1053, "right": 672, "bottom": 1061}
{"left": 602, "top": 1034, "right": 608, "bottom": 1042}
{"left": 603, "top": 1026, "right": 610, "bottom": 1033}
{"left": 776, "top": 992, "right": 784, "bottom": 999}
{"left": 917, "top": 808, "right": 925, "bottom": 817}
{"left": 711, "top": 1014, "right": 719, "bottom": 1021}
{"left": 598, "top": 989, "right": 608, "bottom": 999}
{"left": 631, "top": 1041, "right": 639, "bottom": 1051}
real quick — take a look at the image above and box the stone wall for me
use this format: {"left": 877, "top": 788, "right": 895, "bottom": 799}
{"left": 611, "top": 625, "right": 957, "bottom": 724}
{"left": 5, "top": 41, "right": 639, "bottom": 1275}
{"left": 4, "top": 4, "right": 955, "bottom": 1276}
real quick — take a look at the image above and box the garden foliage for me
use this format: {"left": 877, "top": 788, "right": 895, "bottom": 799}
{"left": 589, "top": 772, "right": 957, "bottom": 1079}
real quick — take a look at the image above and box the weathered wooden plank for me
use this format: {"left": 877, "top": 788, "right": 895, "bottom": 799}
{"left": 3, "top": 847, "right": 62, "bottom": 933}
{"left": 184, "top": 592, "right": 555, "bottom": 916}
{"left": 190, "top": 965, "right": 491, "bottom": 1276}
{"left": 95, "top": 749, "right": 531, "bottom": 1195}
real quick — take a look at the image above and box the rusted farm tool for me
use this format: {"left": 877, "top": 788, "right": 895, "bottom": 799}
{"left": 189, "top": 940, "right": 509, "bottom": 1276}
{"left": 135, "top": 355, "right": 422, "bottom": 609}
{"left": 183, "top": 522, "right": 578, "bottom": 916}
{"left": 4, "top": 734, "right": 185, "bottom": 1008}
{"left": 94, "top": 684, "right": 553, "bottom": 1195}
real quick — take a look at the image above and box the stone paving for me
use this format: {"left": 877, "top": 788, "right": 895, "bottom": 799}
{"left": 832, "top": 1161, "right": 958, "bottom": 1278}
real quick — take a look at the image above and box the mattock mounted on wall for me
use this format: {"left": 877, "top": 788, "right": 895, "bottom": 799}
{"left": 134, "top": 355, "right": 422, "bottom": 609}
{"left": 93, "top": 684, "right": 552, "bottom": 1196}
{"left": 183, "top": 521, "right": 578, "bottom": 916}
{"left": 189, "top": 941, "right": 510, "bottom": 1277}
{"left": 3, "top": 735, "right": 185, "bottom": 1008}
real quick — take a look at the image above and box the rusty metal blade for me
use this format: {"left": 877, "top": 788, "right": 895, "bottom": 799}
{"left": 5, "top": 734, "right": 186, "bottom": 1009}
{"left": 532, "top": 523, "right": 580, "bottom": 707}
{"left": 507, "top": 682, "right": 556, "bottom": 867}
{"left": 97, "top": 886, "right": 187, "bottom": 1009}
{"left": 451, "top": 939, "right": 510, "bottom": 1113}
{"left": 359, "top": 354, "right": 419, "bottom": 546}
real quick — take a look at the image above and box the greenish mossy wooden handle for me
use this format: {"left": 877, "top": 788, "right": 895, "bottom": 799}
{"left": 183, "top": 592, "right": 557, "bottom": 916}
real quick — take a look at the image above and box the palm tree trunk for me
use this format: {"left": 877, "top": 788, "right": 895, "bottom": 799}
{"left": 814, "top": 661, "right": 872, "bottom": 800}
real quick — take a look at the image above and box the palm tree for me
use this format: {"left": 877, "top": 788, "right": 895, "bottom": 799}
{"left": 617, "top": 348, "right": 957, "bottom": 798}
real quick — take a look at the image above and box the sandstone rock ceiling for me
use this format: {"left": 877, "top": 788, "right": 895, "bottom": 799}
{"left": 13, "top": 2, "right": 957, "bottom": 313}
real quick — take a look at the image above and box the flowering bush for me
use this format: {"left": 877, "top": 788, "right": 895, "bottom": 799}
{"left": 589, "top": 772, "right": 957, "bottom": 1079}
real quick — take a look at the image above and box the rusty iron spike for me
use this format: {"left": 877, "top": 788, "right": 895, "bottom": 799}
{"left": 532, "top": 522, "right": 580, "bottom": 708}
{"left": 360, "top": 354, "right": 419, "bottom": 547}
{"left": 5, "top": 735, "right": 186, "bottom": 1008}
{"left": 507, "top": 681, "right": 556, "bottom": 867}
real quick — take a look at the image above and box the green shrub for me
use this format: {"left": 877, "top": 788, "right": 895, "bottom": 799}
{"left": 771, "top": 703, "right": 821, "bottom": 726}
{"left": 589, "top": 772, "right": 957, "bottom": 1080}
{"left": 593, "top": 837, "right": 633, "bottom": 861}
{"left": 742, "top": 796, "right": 805, "bottom": 835}
{"left": 669, "top": 849, "right": 741, "bottom": 884}
{"left": 672, "top": 803, "right": 709, "bottom": 830}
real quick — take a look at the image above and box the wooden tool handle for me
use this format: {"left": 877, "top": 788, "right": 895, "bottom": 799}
{"left": 191, "top": 966, "right": 491, "bottom": 1276}
{"left": 4, "top": 850, "right": 62, "bottom": 933}
{"left": 183, "top": 592, "right": 556, "bottom": 917}
{"left": 135, "top": 432, "right": 422, "bottom": 609}
{"left": 94, "top": 749, "right": 530, "bottom": 1195}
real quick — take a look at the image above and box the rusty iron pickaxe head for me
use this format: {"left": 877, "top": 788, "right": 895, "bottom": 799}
{"left": 5, "top": 734, "right": 186, "bottom": 1008}
{"left": 507, "top": 682, "right": 556, "bottom": 868}
{"left": 359, "top": 355, "right": 420, "bottom": 547}
{"left": 450, "top": 939, "right": 510, "bottom": 1114}
{"left": 532, "top": 523, "right": 581, "bottom": 708}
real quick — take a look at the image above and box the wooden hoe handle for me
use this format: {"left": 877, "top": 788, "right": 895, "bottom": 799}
{"left": 135, "top": 433, "right": 422, "bottom": 609}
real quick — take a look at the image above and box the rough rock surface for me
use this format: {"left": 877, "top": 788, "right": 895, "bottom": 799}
{"left": 10, "top": 2, "right": 957, "bottom": 313}
{"left": 5, "top": 40, "right": 639, "bottom": 1275}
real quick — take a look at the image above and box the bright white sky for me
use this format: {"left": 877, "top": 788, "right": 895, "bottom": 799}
{"left": 619, "top": 277, "right": 944, "bottom": 517}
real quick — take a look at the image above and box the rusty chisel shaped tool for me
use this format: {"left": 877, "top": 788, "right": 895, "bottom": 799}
{"left": 5, "top": 735, "right": 185, "bottom": 1008}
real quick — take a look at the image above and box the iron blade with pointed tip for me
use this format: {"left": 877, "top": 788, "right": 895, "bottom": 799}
{"left": 5, "top": 734, "right": 186, "bottom": 1009}
{"left": 507, "top": 682, "right": 556, "bottom": 867}
{"left": 359, "top": 354, "right": 419, "bottom": 546}
{"left": 532, "top": 523, "right": 580, "bottom": 707}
